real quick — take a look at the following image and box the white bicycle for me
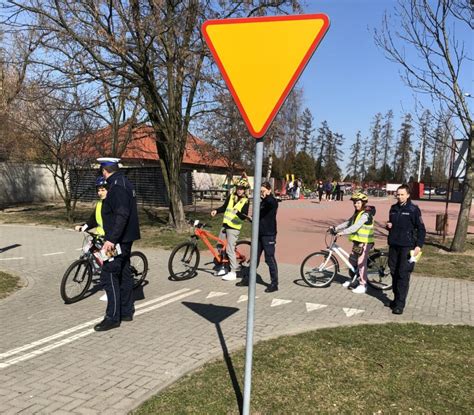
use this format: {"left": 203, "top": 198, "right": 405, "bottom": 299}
{"left": 300, "top": 228, "right": 391, "bottom": 290}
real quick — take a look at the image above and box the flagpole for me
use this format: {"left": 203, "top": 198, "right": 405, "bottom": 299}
{"left": 242, "top": 137, "right": 264, "bottom": 415}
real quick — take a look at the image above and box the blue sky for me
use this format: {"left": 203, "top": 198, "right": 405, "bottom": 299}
{"left": 296, "top": 0, "right": 473, "bottom": 174}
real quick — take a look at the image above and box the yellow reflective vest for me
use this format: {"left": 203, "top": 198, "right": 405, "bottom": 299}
{"left": 223, "top": 195, "right": 248, "bottom": 230}
{"left": 94, "top": 200, "right": 105, "bottom": 236}
{"left": 348, "top": 210, "right": 374, "bottom": 244}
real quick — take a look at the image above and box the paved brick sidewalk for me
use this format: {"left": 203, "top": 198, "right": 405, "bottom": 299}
{"left": 0, "top": 224, "right": 472, "bottom": 414}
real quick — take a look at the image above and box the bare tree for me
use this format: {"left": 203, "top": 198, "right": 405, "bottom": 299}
{"left": 375, "top": 0, "right": 473, "bottom": 251}
{"left": 3, "top": 0, "right": 301, "bottom": 230}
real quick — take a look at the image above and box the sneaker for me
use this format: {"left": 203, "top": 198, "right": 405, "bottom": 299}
{"left": 342, "top": 281, "right": 350, "bottom": 288}
{"left": 352, "top": 285, "right": 367, "bottom": 294}
{"left": 222, "top": 271, "right": 237, "bottom": 281}
{"left": 215, "top": 268, "right": 227, "bottom": 277}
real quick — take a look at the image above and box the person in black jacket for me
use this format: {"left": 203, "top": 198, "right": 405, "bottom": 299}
{"left": 386, "top": 184, "right": 426, "bottom": 315}
{"left": 94, "top": 157, "right": 141, "bottom": 332}
{"left": 237, "top": 181, "right": 279, "bottom": 292}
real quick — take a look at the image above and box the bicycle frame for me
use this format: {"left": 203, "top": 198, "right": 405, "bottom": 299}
{"left": 322, "top": 234, "right": 357, "bottom": 275}
{"left": 194, "top": 226, "right": 228, "bottom": 264}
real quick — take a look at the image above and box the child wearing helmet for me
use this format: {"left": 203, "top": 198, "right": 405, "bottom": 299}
{"left": 211, "top": 177, "right": 250, "bottom": 281}
{"left": 332, "top": 191, "right": 375, "bottom": 294}
{"left": 74, "top": 176, "right": 108, "bottom": 236}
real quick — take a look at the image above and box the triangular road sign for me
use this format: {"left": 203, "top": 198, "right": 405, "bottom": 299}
{"left": 202, "top": 14, "right": 329, "bottom": 138}
{"left": 305, "top": 302, "right": 328, "bottom": 312}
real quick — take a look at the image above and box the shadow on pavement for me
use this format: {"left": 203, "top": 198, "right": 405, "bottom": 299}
{"left": 0, "top": 243, "right": 21, "bottom": 253}
{"left": 182, "top": 301, "right": 242, "bottom": 414}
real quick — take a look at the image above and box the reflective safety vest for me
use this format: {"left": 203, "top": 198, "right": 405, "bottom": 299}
{"left": 223, "top": 195, "right": 248, "bottom": 230}
{"left": 95, "top": 200, "right": 105, "bottom": 236}
{"left": 348, "top": 210, "right": 374, "bottom": 243}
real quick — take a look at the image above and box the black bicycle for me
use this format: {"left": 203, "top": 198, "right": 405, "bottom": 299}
{"left": 60, "top": 231, "right": 148, "bottom": 304}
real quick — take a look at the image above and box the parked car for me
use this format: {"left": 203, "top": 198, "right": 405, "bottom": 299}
{"left": 424, "top": 187, "right": 435, "bottom": 195}
{"left": 435, "top": 187, "right": 447, "bottom": 195}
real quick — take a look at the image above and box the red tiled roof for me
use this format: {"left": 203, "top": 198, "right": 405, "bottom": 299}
{"left": 80, "top": 124, "right": 228, "bottom": 168}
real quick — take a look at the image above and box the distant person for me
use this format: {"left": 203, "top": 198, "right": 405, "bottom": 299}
{"left": 386, "top": 184, "right": 426, "bottom": 315}
{"left": 94, "top": 157, "right": 140, "bottom": 332}
{"left": 324, "top": 181, "right": 332, "bottom": 201}
{"left": 211, "top": 179, "right": 250, "bottom": 281}
{"left": 332, "top": 192, "right": 375, "bottom": 294}
{"left": 237, "top": 181, "right": 279, "bottom": 292}
{"left": 331, "top": 180, "right": 337, "bottom": 200}
{"left": 317, "top": 180, "right": 324, "bottom": 202}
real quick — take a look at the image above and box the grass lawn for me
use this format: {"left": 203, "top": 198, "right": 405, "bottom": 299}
{"left": 134, "top": 323, "right": 473, "bottom": 414}
{"left": 414, "top": 236, "right": 474, "bottom": 281}
{"left": 0, "top": 271, "right": 21, "bottom": 299}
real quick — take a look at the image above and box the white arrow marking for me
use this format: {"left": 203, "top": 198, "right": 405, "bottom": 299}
{"left": 305, "top": 302, "right": 328, "bottom": 312}
{"left": 343, "top": 307, "right": 365, "bottom": 317}
{"left": 206, "top": 291, "right": 228, "bottom": 299}
{"left": 270, "top": 298, "right": 292, "bottom": 307}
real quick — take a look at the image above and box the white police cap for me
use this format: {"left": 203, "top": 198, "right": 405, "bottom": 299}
{"left": 97, "top": 157, "right": 121, "bottom": 167}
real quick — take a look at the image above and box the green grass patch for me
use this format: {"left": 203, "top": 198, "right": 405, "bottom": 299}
{"left": 414, "top": 236, "right": 474, "bottom": 281}
{"left": 134, "top": 323, "right": 473, "bottom": 414}
{"left": 0, "top": 271, "right": 21, "bottom": 299}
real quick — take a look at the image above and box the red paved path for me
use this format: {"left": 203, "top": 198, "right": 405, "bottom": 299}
{"left": 272, "top": 197, "right": 474, "bottom": 266}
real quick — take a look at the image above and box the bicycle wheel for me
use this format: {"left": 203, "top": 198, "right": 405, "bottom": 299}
{"left": 300, "top": 251, "right": 338, "bottom": 288}
{"left": 60, "top": 259, "right": 93, "bottom": 304}
{"left": 168, "top": 241, "right": 200, "bottom": 280}
{"left": 367, "top": 251, "right": 392, "bottom": 290}
{"left": 130, "top": 251, "right": 148, "bottom": 288}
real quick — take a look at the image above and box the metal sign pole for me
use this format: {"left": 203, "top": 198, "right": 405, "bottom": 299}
{"left": 242, "top": 137, "right": 264, "bottom": 415}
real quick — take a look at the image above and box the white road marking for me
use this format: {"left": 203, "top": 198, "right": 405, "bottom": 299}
{"left": 343, "top": 307, "right": 365, "bottom": 317}
{"left": 305, "top": 303, "right": 328, "bottom": 312}
{"left": 237, "top": 295, "right": 259, "bottom": 303}
{"left": 0, "top": 288, "right": 192, "bottom": 361}
{"left": 0, "top": 257, "right": 24, "bottom": 261}
{"left": 0, "top": 288, "right": 200, "bottom": 369}
{"left": 42, "top": 252, "right": 65, "bottom": 256}
{"left": 206, "top": 291, "right": 228, "bottom": 299}
{"left": 270, "top": 298, "right": 292, "bottom": 307}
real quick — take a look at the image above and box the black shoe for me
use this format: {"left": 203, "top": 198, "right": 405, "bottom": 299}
{"left": 392, "top": 307, "right": 404, "bottom": 315}
{"left": 264, "top": 285, "right": 278, "bottom": 293}
{"left": 385, "top": 301, "right": 396, "bottom": 309}
{"left": 121, "top": 315, "right": 133, "bottom": 322}
{"left": 236, "top": 280, "right": 248, "bottom": 287}
{"left": 94, "top": 318, "right": 120, "bottom": 332}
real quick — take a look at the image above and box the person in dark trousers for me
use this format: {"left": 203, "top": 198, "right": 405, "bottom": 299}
{"left": 237, "top": 181, "right": 279, "bottom": 292}
{"left": 94, "top": 157, "right": 141, "bottom": 332}
{"left": 386, "top": 184, "right": 426, "bottom": 315}
{"left": 317, "top": 180, "right": 324, "bottom": 203}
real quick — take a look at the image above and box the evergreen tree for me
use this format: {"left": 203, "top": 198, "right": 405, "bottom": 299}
{"left": 324, "top": 131, "right": 344, "bottom": 180}
{"left": 394, "top": 114, "right": 414, "bottom": 182}
{"left": 347, "top": 131, "right": 362, "bottom": 181}
{"left": 381, "top": 110, "right": 394, "bottom": 171}
{"left": 368, "top": 112, "right": 383, "bottom": 170}
{"left": 415, "top": 109, "right": 432, "bottom": 181}
{"left": 315, "top": 120, "right": 330, "bottom": 178}
{"left": 299, "top": 107, "right": 315, "bottom": 154}
{"left": 294, "top": 151, "right": 316, "bottom": 185}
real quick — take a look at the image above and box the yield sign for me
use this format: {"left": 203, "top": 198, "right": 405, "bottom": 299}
{"left": 202, "top": 14, "right": 329, "bottom": 138}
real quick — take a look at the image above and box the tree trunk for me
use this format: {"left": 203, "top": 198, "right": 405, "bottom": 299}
{"left": 266, "top": 140, "right": 274, "bottom": 180}
{"left": 450, "top": 124, "right": 473, "bottom": 252}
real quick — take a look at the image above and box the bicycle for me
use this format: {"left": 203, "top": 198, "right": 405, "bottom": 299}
{"left": 60, "top": 231, "right": 148, "bottom": 304}
{"left": 168, "top": 220, "right": 251, "bottom": 281}
{"left": 300, "top": 228, "right": 391, "bottom": 290}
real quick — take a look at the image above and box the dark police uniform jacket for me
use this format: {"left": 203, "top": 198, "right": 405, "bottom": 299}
{"left": 259, "top": 194, "right": 278, "bottom": 236}
{"left": 102, "top": 171, "right": 140, "bottom": 244}
{"left": 388, "top": 199, "right": 426, "bottom": 248}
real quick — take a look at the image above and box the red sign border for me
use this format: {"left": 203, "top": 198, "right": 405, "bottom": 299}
{"left": 202, "top": 14, "right": 330, "bottom": 139}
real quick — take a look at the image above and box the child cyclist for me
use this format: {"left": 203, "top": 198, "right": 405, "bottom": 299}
{"left": 74, "top": 176, "right": 108, "bottom": 235}
{"left": 210, "top": 178, "right": 250, "bottom": 281}
{"left": 331, "top": 191, "right": 375, "bottom": 294}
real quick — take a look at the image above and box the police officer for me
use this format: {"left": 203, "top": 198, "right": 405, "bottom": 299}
{"left": 386, "top": 184, "right": 426, "bottom": 315}
{"left": 94, "top": 157, "right": 141, "bottom": 331}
